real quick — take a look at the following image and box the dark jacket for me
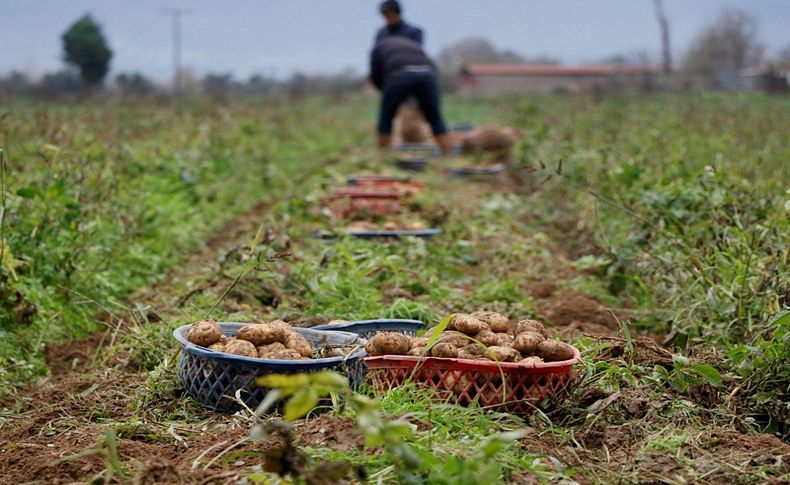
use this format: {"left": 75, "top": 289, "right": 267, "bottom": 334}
{"left": 375, "top": 20, "right": 423, "bottom": 45}
{"left": 369, "top": 37, "right": 434, "bottom": 90}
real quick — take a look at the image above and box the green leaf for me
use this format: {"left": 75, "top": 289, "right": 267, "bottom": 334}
{"left": 769, "top": 310, "right": 790, "bottom": 328}
{"left": 16, "top": 187, "right": 39, "bottom": 198}
{"left": 310, "top": 371, "right": 350, "bottom": 393}
{"left": 672, "top": 354, "right": 689, "bottom": 366}
{"left": 48, "top": 179, "right": 66, "bottom": 197}
{"left": 284, "top": 387, "right": 319, "bottom": 421}
{"left": 424, "top": 314, "right": 452, "bottom": 351}
{"left": 689, "top": 364, "right": 723, "bottom": 387}
{"left": 257, "top": 374, "right": 311, "bottom": 396}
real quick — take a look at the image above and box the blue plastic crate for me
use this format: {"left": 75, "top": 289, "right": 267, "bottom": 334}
{"left": 313, "top": 319, "right": 425, "bottom": 340}
{"left": 447, "top": 163, "right": 506, "bottom": 177}
{"left": 393, "top": 143, "right": 441, "bottom": 156}
{"left": 174, "top": 322, "right": 366, "bottom": 413}
{"left": 313, "top": 229, "right": 442, "bottom": 241}
{"left": 394, "top": 157, "right": 428, "bottom": 172}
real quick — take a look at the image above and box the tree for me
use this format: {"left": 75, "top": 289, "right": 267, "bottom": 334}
{"left": 62, "top": 14, "right": 113, "bottom": 87}
{"left": 38, "top": 70, "right": 82, "bottom": 95}
{"left": 0, "top": 72, "right": 36, "bottom": 95}
{"left": 202, "top": 73, "right": 239, "bottom": 97}
{"left": 436, "top": 37, "right": 543, "bottom": 92}
{"left": 437, "top": 38, "right": 524, "bottom": 70}
{"left": 776, "top": 44, "right": 790, "bottom": 65}
{"left": 115, "top": 72, "right": 158, "bottom": 95}
{"left": 682, "top": 8, "right": 763, "bottom": 78}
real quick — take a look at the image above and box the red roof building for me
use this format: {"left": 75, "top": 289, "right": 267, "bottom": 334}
{"left": 458, "top": 63, "right": 661, "bottom": 94}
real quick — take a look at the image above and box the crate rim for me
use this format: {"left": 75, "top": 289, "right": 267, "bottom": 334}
{"left": 312, "top": 318, "right": 425, "bottom": 333}
{"left": 174, "top": 322, "right": 367, "bottom": 369}
{"left": 346, "top": 174, "right": 413, "bottom": 184}
{"left": 362, "top": 345, "right": 581, "bottom": 373}
{"left": 312, "top": 228, "right": 442, "bottom": 240}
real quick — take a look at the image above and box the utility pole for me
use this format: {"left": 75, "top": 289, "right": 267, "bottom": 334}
{"left": 163, "top": 7, "right": 191, "bottom": 93}
{"left": 653, "top": 0, "right": 672, "bottom": 75}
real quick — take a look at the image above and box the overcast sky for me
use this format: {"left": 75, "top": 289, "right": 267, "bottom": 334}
{"left": 2, "top": 0, "right": 788, "bottom": 82}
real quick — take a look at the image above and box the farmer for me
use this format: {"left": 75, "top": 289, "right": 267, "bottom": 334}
{"left": 370, "top": 36, "right": 451, "bottom": 154}
{"left": 375, "top": 0, "right": 423, "bottom": 45}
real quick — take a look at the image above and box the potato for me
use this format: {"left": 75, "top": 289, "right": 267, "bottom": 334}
{"left": 223, "top": 339, "right": 258, "bottom": 358}
{"left": 285, "top": 332, "right": 313, "bottom": 358}
{"left": 471, "top": 311, "right": 509, "bottom": 333}
{"left": 510, "top": 319, "right": 549, "bottom": 338}
{"left": 365, "top": 332, "right": 411, "bottom": 356}
{"left": 410, "top": 337, "right": 429, "bottom": 350}
{"left": 236, "top": 323, "right": 287, "bottom": 346}
{"left": 485, "top": 346, "right": 520, "bottom": 362}
{"left": 512, "top": 332, "right": 546, "bottom": 355}
{"left": 536, "top": 340, "right": 576, "bottom": 362}
{"left": 518, "top": 356, "right": 544, "bottom": 366}
{"left": 438, "top": 331, "right": 469, "bottom": 348}
{"left": 495, "top": 333, "right": 514, "bottom": 347}
{"left": 186, "top": 321, "right": 222, "bottom": 347}
{"left": 261, "top": 349, "right": 303, "bottom": 360}
{"left": 269, "top": 319, "right": 294, "bottom": 334}
{"left": 457, "top": 344, "right": 485, "bottom": 360}
{"left": 451, "top": 314, "right": 487, "bottom": 335}
{"left": 407, "top": 346, "right": 427, "bottom": 357}
{"left": 208, "top": 336, "right": 230, "bottom": 352}
{"left": 444, "top": 373, "right": 473, "bottom": 394}
{"left": 430, "top": 342, "right": 459, "bottom": 358}
{"left": 256, "top": 342, "right": 286, "bottom": 357}
{"left": 475, "top": 329, "right": 499, "bottom": 347}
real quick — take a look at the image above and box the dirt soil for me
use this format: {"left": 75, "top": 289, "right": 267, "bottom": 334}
{"left": 536, "top": 291, "right": 619, "bottom": 333}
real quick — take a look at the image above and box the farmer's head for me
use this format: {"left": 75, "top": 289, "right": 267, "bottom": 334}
{"left": 379, "top": 0, "right": 402, "bottom": 25}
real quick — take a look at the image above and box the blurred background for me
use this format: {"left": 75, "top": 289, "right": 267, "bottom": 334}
{"left": 1, "top": 0, "right": 789, "bottom": 96}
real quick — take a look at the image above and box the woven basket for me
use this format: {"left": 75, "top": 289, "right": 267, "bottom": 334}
{"left": 174, "top": 323, "right": 366, "bottom": 413}
{"left": 364, "top": 348, "right": 580, "bottom": 414}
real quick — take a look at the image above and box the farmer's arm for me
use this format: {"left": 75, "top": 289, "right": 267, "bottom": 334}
{"left": 370, "top": 47, "right": 384, "bottom": 91}
{"left": 412, "top": 26, "right": 423, "bottom": 44}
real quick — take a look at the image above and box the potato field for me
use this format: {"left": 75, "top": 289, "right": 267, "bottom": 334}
{"left": 0, "top": 93, "right": 788, "bottom": 484}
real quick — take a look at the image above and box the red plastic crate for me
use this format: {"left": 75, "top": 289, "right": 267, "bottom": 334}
{"left": 363, "top": 348, "right": 580, "bottom": 414}
{"left": 329, "top": 187, "right": 403, "bottom": 198}
{"left": 348, "top": 179, "right": 426, "bottom": 192}
{"left": 324, "top": 188, "right": 404, "bottom": 218}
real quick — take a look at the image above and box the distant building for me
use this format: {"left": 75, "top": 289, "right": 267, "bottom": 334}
{"left": 458, "top": 63, "right": 660, "bottom": 94}
{"left": 740, "top": 65, "right": 789, "bottom": 93}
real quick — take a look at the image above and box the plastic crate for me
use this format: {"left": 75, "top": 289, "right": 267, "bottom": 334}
{"left": 393, "top": 143, "right": 441, "bottom": 156}
{"left": 346, "top": 174, "right": 411, "bottom": 185}
{"left": 329, "top": 187, "right": 403, "bottom": 198}
{"left": 363, "top": 347, "right": 580, "bottom": 414}
{"left": 174, "top": 322, "right": 366, "bottom": 413}
{"left": 313, "top": 319, "right": 425, "bottom": 340}
{"left": 325, "top": 189, "right": 403, "bottom": 218}
{"left": 345, "top": 176, "right": 426, "bottom": 192}
{"left": 447, "top": 163, "right": 506, "bottom": 177}
{"left": 312, "top": 229, "right": 442, "bottom": 240}
{"left": 447, "top": 122, "right": 476, "bottom": 133}
{"left": 394, "top": 157, "right": 428, "bottom": 172}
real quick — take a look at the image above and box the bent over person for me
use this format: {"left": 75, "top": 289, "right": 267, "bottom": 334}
{"left": 369, "top": 36, "right": 451, "bottom": 154}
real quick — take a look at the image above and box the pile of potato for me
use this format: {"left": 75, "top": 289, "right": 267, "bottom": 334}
{"left": 365, "top": 312, "right": 575, "bottom": 364}
{"left": 185, "top": 320, "right": 353, "bottom": 360}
